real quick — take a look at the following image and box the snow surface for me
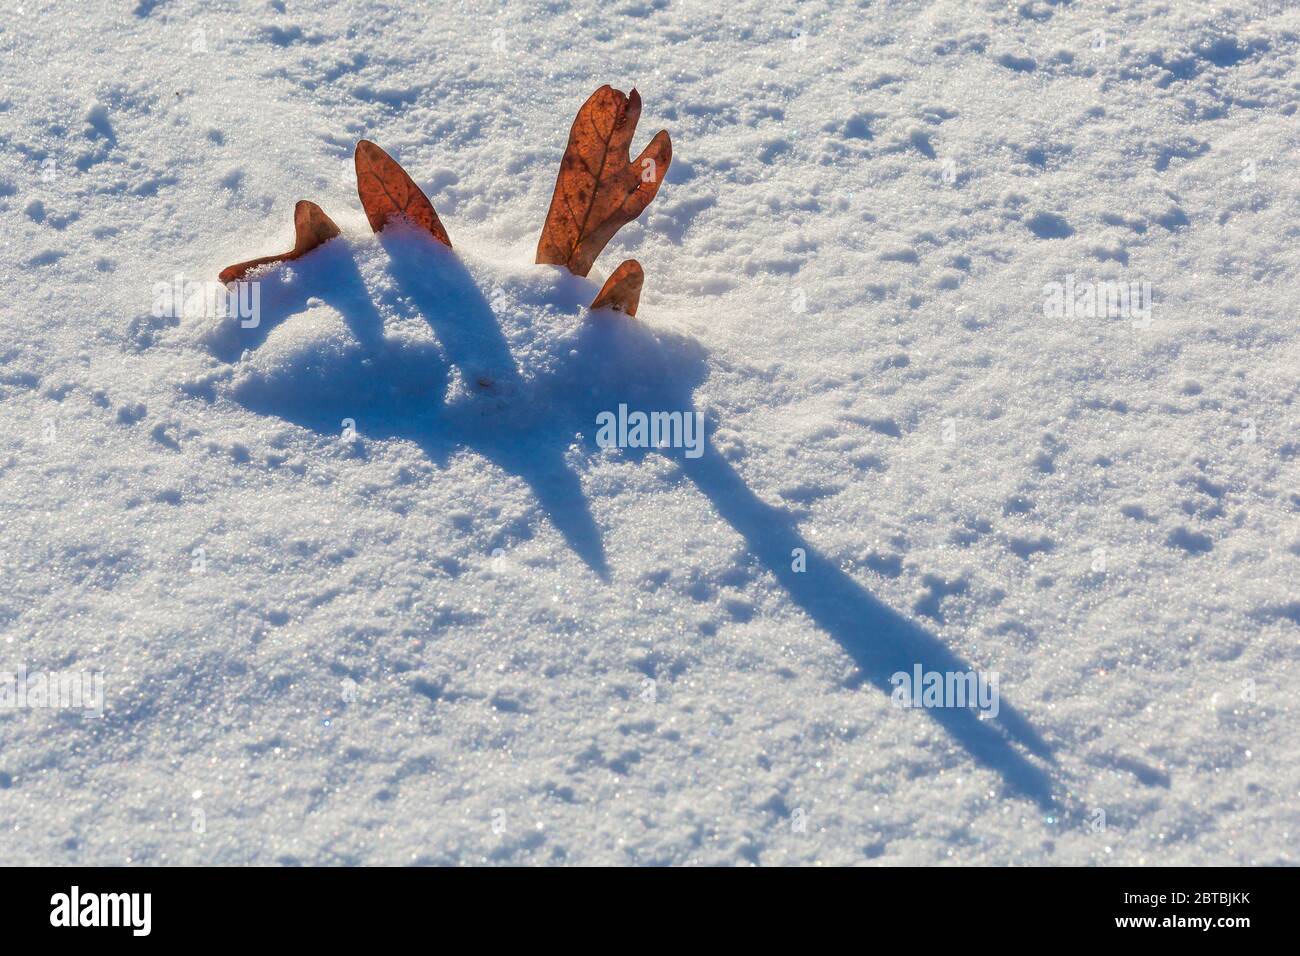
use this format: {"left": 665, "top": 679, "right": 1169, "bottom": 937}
{"left": 1, "top": 0, "right": 1297, "bottom": 865}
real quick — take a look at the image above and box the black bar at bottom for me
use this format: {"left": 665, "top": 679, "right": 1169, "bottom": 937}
{"left": 0, "top": 865, "right": 1289, "bottom": 942}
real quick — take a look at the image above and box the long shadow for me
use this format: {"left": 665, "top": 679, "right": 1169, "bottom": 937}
{"left": 228, "top": 234, "right": 612, "bottom": 578}
{"left": 223, "top": 235, "right": 1062, "bottom": 809}
{"left": 562, "top": 317, "right": 1062, "bottom": 809}
{"left": 371, "top": 230, "right": 613, "bottom": 582}
{"left": 679, "top": 446, "right": 1059, "bottom": 808}
{"left": 381, "top": 232, "right": 610, "bottom": 579}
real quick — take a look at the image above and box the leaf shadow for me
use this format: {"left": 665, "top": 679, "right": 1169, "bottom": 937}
{"left": 208, "top": 240, "right": 385, "bottom": 363}
{"left": 379, "top": 232, "right": 612, "bottom": 579}
{"left": 561, "top": 320, "right": 1062, "bottom": 810}
{"left": 226, "top": 235, "right": 1063, "bottom": 810}
{"left": 677, "top": 447, "right": 1061, "bottom": 809}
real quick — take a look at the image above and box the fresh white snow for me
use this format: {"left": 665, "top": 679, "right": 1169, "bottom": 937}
{"left": 0, "top": 0, "right": 1297, "bottom": 865}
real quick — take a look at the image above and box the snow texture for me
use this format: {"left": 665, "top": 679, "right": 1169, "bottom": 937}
{"left": 0, "top": 0, "right": 1297, "bottom": 865}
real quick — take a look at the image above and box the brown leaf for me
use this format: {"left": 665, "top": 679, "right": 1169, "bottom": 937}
{"left": 354, "top": 140, "right": 452, "bottom": 247}
{"left": 589, "top": 259, "right": 644, "bottom": 316}
{"left": 219, "top": 200, "right": 341, "bottom": 284}
{"left": 536, "top": 86, "right": 671, "bottom": 277}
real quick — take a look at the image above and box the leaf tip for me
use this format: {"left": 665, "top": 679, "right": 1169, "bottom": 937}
{"left": 590, "top": 259, "right": 644, "bottom": 317}
{"left": 353, "top": 140, "right": 452, "bottom": 247}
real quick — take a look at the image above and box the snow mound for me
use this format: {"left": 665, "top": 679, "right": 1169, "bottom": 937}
{"left": 194, "top": 227, "right": 709, "bottom": 578}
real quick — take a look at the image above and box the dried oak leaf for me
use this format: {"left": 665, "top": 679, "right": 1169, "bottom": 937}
{"left": 590, "top": 259, "right": 644, "bottom": 316}
{"left": 354, "top": 140, "right": 452, "bottom": 247}
{"left": 536, "top": 86, "right": 671, "bottom": 277}
{"left": 219, "top": 200, "right": 341, "bottom": 284}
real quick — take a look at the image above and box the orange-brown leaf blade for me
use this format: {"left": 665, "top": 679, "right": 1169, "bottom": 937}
{"left": 589, "top": 259, "right": 644, "bottom": 316}
{"left": 536, "top": 86, "right": 672, "bottom": 277}
{"left": 354, "top": 140, "right": 451, "bottom": 247}
{"left": 219, "top": 254, "right": 284, "bottom": 285}
{"left": 291, "top": 199, "right": 342, "bottom": 254}
{"left": 219, "top": 200, "right": 341, "bottom": 284}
